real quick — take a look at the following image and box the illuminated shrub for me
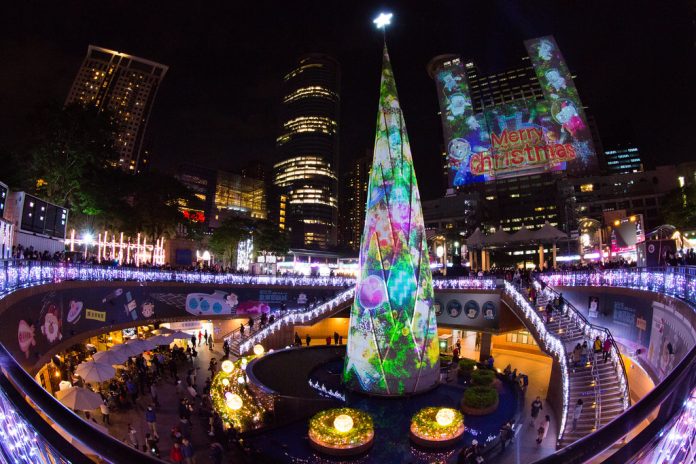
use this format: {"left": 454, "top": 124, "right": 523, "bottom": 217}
{"left": 462, "top": 386, "right": 499, "bottom": 410}
{"left": 470, "top": 369, "right": 496, "bottom": 386}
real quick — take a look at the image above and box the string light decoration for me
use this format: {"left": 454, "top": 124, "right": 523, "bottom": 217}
{"left": 409, "top": 407, "right": 464, "bottom": 447}
{"left": 210, "top": 356, "right": 267, "bottom": 431}
{"left": 645, "top": 387, "right": 696, "bottom": 463}
{"left": 503, "top": 281, "right": 570, "bottom": 441}
{"left": 0, "top": 260, "right": 494, "bottom": 297}
{"left": 0, "top": 387, "right": 66, "bottom": 463}
{"left": 308, "top": 408, "right": 374, "bottom": 456}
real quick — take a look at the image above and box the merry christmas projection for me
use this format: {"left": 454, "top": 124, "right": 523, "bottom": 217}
{"left": 343, "top": 46, "right": 439, "bottom": 396}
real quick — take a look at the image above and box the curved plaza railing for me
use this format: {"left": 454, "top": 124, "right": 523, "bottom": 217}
{"left": 534, "top": 267, "right": 696, "bottom": 463}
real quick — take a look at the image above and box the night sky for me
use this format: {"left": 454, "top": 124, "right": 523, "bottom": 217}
{"left": 1, "top": 1, "right": 694, "bottom": 199}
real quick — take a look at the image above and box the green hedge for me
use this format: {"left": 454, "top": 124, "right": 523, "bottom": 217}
{"left": 462, "top": 386, "right": 499, "bottom": 409}
{"left": 470, "top": 369, "right": 496, "bottom": 386}
{"left": 458, "top": 358, "right": 477, "bottom": 372}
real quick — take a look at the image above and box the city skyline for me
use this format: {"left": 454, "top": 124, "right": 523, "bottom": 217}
{"left": 0, "top": 1, "right": 694, "bottom": 200}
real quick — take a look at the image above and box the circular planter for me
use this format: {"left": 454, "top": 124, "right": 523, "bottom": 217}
{"left": 308, "top": 408, "right": 375, "bottom": 457}
{"left": 461, "top": 396, "right": 499, "bottom": 416}
{"left": 309, "top": 431, "right": 374, "bottom": 456}
{"left": 409, "top": 422, "right": 465, "bottom": 448}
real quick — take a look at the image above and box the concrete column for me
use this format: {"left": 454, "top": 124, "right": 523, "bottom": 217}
{"left": 552, "top": 243, "right": 557, "bottom": 269}
{"left": 538, "top": 244, "right": 545, "bottom": 269}
{"left": 478, "top": 332, "right": 492, "bottom": 363}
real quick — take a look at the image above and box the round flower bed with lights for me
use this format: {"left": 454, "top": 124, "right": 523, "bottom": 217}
{"left": 409, "top": 407, "right": 464, "bottom": 448}
{"left": 308, "top": 407, "right": 374, "bottom": 456}
{"left": 461, "top": 386, "right": 499, "bottom": 416}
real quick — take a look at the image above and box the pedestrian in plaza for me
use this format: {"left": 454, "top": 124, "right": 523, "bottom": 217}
{"left": 150, "top": 382, "right": 159, "bottom": 408}
{"left": 169, "top": 442, "right": 183, "bottom": 463}
{"left": 126, "top": 424, "right": 138, "bottom": 449}
{"left": 572, "top": 399, "right": 584, "bottom": 431}
{"left": 248, "top": 318, "right": 254, "bottom": 330}
{"left": 326, "top": 335, "right": 331, "bottom": 345}
{"left": 603, "top": 338, "right": 612, "bottom": 363}
{"left": 100, "top": 401, "right": 110, "bottom": 425}
{"left": 536, "top": 424, "right": 545, "bottom": 446}
{"left": 223, "top": 339, "right": 230, "bottom": 358}
{"left": 126, "top": 378, "right": 138, "bottom": 407}
{"left": 334, "top": 331, "right": 339, "bottom": 345}
{"left": 145, "top": 406, "right": 159, "bottom": 438}
{"left": 208, "top": 333, "right": 214, "bottom": 350}
{"left": 239, "top": 323, "right": 245, "bottom": 338}
{"left": 306, "top": 334, "right": 311, "bottom": 346}
{"left": 294, "top": 332, "right": 301, "bottom": 346}
{"left": 499, "top": 421, "right": 513, "bottom": 451}
{"left": 198, "top": 331, "right": 203, "bottom": 346}
{"left": 204, "top": 329, "right": 208, "bottom": 343}
{"left": 530, "top": 396, "right": 543, "bottom": 426}
{"left": 181, "top": 438, "right": 194, "bottom": 464}
{"left": 486, "top": 355, "right": 495, "bottom": 370}
{"left": 572, "top": 343, "right": 582, "bottom": 367}
{"left": 190, "top": 335, "right": 196, "bottom": 348}
{"left": 145, "top": 432, "right": 159, "bottom": 457}
{"left": 209, "top": 442, "right": 224, "bottom": 464}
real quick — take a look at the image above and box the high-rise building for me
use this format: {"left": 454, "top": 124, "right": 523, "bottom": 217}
{"left": 65, "top": 45, "right": 168, "bottom": 173}
{"left": 274, "top": 54, "right": 340, "bottom": 250}
{"left": 339, "top": 152, "right": 370, "bottom": 251}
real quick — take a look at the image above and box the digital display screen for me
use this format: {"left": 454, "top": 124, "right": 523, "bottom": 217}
{"left": 20, "top": 193, "right": 68, "bottom": 239}
{"left": 610, "top": 215, "right": 645, "bottom": 254}
{"left": 434, "top": 35, "right": 597, "bottom": 187}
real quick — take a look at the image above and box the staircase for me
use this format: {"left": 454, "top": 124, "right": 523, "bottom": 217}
{"left": 226, "top": 288, "right": 355, "bottom": 356}
{"left": 539, "top": 286, "right": 630, "bottom": 448}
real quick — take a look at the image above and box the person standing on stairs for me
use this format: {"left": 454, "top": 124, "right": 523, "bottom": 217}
{"left": 603, "top": 338, "right": 612, "bottom": 363}
{"left": 573, "top": 399, "right": 584, "bottom": 431}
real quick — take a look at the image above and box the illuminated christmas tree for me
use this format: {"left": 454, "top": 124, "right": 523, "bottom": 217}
{"left": 343, "top": 45, "right": 440, "bottom": 395}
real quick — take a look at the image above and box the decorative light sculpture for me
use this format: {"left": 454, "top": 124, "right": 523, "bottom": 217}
{"left": 435, "top": 408, "right": 456, "bottom": 427}
{"left": 225, "top": 392, "right": 243, "bottom": 411}
{"left": 333, "top": 414, "right": 354, "bottom": 433}
{"left": 221, "top": 360, "right": 234, "bottom": 374}
{"left": 253, "top": 344, "right": 265, "bottom": 356}
{"left": 343, "top": 39, "right": 439, "bottom": 396}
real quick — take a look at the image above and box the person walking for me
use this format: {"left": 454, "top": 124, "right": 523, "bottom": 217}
{"left": 150, "top": 382, "right": 159, "bottom": 408}
{"left": 499, "top": 421, "right": 513, "bottom": 451}
{"left": 334, "top": 331, "right": 339, "bottom": 345}
{"left": 530, "top": 396, "right": 543, "bottom": 426}
{"left": 603, "top": 338, "right": 612, "bottom": 363}
{"left": 145, "top": 406, "right": 158, "bottom": 438}
{"left": 572, "top": 399, "right": 584, "bottom": 431}
{"left": 239, "top": 323, "right": 245, "bottom": 338}
{"left": 209, "top": 442, "right": 224, "bottom": 464}
{"left": 581, "top": 341, "right": 589, "bottom": 365}
{"left": 593, "top": 336, "right": 602, "bottom": 356}
{"left": 169, "top": 442, "right": 183, "bottom": 463}
{"left": 536, "top": 423, "right": 545, "bottom": 446}
{"left": 305, "top": 334, "right": 311, "bottom": 346}
{"left": 198, "top": 331, "right": 203, "bottom": 347}
{"left": 126, "top": 424, "right": 138, "bottom": 449}
{"left": 100, "top": 401, "right": 110, "bottom": 425}
{"left": 181, "top": 438, "right": 194, "bottom": 464}
{"left": 190, "top": 334, "right": 196, "bottom": 348}
{"left": 294, "top": 332, "right": 301, "bottom": 346}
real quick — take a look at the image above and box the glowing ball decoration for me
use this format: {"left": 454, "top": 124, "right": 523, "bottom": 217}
{"left": 435, "top": 408, "right": 456, "bottom": 427}
{"left": 221, "top": 360, "right": 234, "bottom": 374}
{"left": 222, "top": 378, "right": 230, "bottom": 387}
{"left": 410, "top": 407, "right": 464, "bottom": 448}
{"left": 225, "top": 392, "right": 243, "bottom": 411}
{"left": 308, "top": 408, "right": 374, "bottom": 456}
{"left": 253, "top": 344, "right": 265, "bottom": 356}
{"left": 333, "top": 414, "right": 354, "bottom": 433}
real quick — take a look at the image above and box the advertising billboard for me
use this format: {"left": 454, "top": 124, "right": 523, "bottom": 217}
{"left": 433, "top": 36, "right": 597, "bottom": 187}
{"left": 609, "top": 215, "right": 645, "bottom": 255}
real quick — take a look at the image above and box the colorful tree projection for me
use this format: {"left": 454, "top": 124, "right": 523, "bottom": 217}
{"left": 343, "top": 46, "right": 440, "bottom": 396}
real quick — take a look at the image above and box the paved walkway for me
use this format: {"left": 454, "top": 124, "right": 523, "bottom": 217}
{"left": 90, "top": 344, "right": 243, "bottom": 463}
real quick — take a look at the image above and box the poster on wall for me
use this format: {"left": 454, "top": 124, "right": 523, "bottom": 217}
{"left": 436, "top": 294, "right": 500, "bottom": 330}
{"left": 588, "top": 296, "right": 599, "bottom": 318}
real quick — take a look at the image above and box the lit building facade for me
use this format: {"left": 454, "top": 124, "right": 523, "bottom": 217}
{"left": 464, "top": 57, "right": 545, "bottom": 112}
{"left": 603, "top": 146, "right": 643, "bottom": 174}
{"left": 176, "top": 165, "right": 266, "bottom": 229}
{"left": 65, "top": 45, "right": 168, "bottom": 173}
{"left": 339, "top": 153, "right": 370, "bottom": 251}
{"left": 274, "top": 54, "right": 340, "bottom": 250}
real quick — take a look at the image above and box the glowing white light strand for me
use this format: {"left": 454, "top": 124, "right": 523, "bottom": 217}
{"left": 503, "top": 281, "right": 570, "bottom": 441}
